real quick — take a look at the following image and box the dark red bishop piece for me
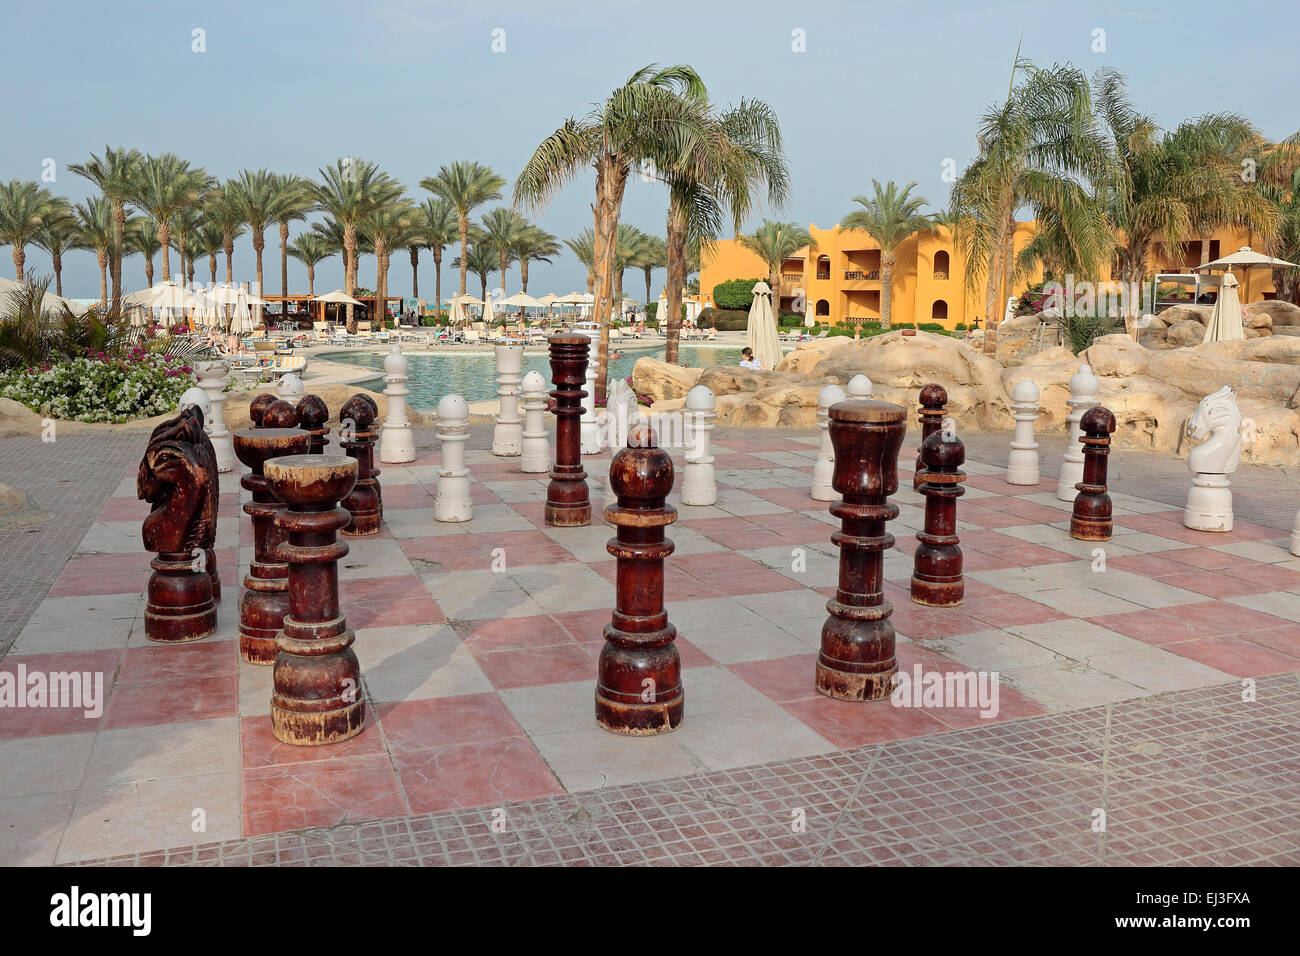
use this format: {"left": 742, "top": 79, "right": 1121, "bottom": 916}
{"left": 911, "top": 429, "right": 966, "bottom": 606}
{"left": 913, "top": 384, "right": 948, "bottom": 490}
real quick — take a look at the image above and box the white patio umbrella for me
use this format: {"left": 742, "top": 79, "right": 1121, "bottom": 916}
{"left": 747, "top": 281, "right": 782, "bottom": 370}
{"left": 311, "top": 289, "right": 364, "bottom": 306}
{"left": 1194, "top": 246, "right": 1299, "bottom": 302}
{"left": 1202, "top": 272, "right": 1245, "bottom": 344}
{"left": 0, "top": 275, "right": 91, "bottom": 316}
{"left": 501, "top": 291, "right": 543, "bottom": 309}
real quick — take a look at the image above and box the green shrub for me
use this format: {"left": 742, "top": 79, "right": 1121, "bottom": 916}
{"left": 712, "top": 278, "right": 765, "bottom": 310}
{"left": 645, "top": 303, "right": 657, "bottom": 322}
{"left": 777, "top": 312, "right": 804, "bottom": 328}
{"left": 698, "top": 307, "right": 750, "bottom": 331}
{"left": 954, "top": 322, "right": 967, "bottom": 330}
{"left": 918, "top": 322, "right": 945, "bottom": 332}
{"left": 0, "top": 350, "right": 196, "bottom": 422}
{"left": 1060, "top": 314, "right": 1119, "bottom": 354}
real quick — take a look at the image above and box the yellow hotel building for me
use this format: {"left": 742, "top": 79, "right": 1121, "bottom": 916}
{"left": 698, "top": 222, "right": 1277, "bottom": 329}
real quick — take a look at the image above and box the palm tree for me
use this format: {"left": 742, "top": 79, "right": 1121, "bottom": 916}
{"left": 842, "top": 180, "right": 936, "bottom": 329}
{"left": 205, "top": 181, "right": 246, "bottom": 284}
{"left": 288, "top": 233, "right": 334, "bottom": 296}
{"left": 419, "top": 198, "right": 457, "bottom": 315}
{"left": 33, "top": 201, "right": 79, "bottom": 297}
{"left": 480, "top": 207, "right": 530, "bottom": 296}
{"left": 511, "top": 225, "right": 561, "bottom": 294}
{"left": 452, "top": 241, "right": 497, "bottom": 305}
{"left": 950, "top": 58, "right": 1112, "bottom": 351}
{"left": 0, "top": 180, "right": 62, "bottom": 279}
{"left": 515, "top": 63, "right": 709, "bottom": 402}
{"left": 565, "top": 230, "right": 597, "bottom": 293}
{"left": 129, "top": 153, "right": 213, "bottom": 282}
{"left": 1092, "top": 71, "right": 1278, "bottom": 317}
{"left": 192, "top": 222, "right": 224, "bottom": 286}
{"left": 311, "top": 158, "right": 403, "bottom": 332}
{"left": 422, "top": 162, "right": 506, "bottom": 299}
{"left": 74, "top": 196, "right": 116, "bottom": 305}
{"left": 361, "top": 201, "right": 418, "bottom": 329}
{"left": 632, "top": 234, "right": 667, "bottom": 316}
{"left": 738, "top": 220, "right": 817, "bottom": 316}
{"left": 659, "top": 97, "right": 790, "bottom": 361}
{"left": 69, "top": 146, "right": 143, "bottom": 313}
{"left": 125, "top": 217, "right": 161, "bottom": 288}
{"left": 170, "top": 203, "right": 205, "bottom": 287}
{"left": 272, "top": 174, "right": 313, "bottom": 316}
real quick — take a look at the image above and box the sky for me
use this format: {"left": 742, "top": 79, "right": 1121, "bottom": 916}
{"left": 6, "top": 0, "right": 1300, "bottom": 301}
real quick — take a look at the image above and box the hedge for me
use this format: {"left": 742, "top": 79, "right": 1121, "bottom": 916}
{"left": 698, "top": 307, "right": 749, "bottom": 331}
{"left": 712, "top": 278, "right": 766, "bottom": 310}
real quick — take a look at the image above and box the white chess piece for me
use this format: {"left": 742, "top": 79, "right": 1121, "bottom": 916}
{"left": 681, "top": 385, "right": 717, "bottom": 506}
{"left": 519, "top": 371, "right": 550, "bottom": 474}
{"left": 580, "top": 364, "right": 601, "bottom": 454}
{"left": 1056, "top": 364, "right": 1100, "bottom": 501}
{"left": 812, "top": 384, "right": 847, "bottom": 501}
{"left": 177, "top": 386, "right": 210, "bottom": 415}
{"left": 491, "top": 344, "right": 523, "bottom": 456}
{"left": 1183, "top": 386, "right": 1242, "bottom": 532}
{"left": 194, "top": 360, "right": 234, "bottom": 473}
{"left": 276, "top": 372, "right": 304, "bottom": 401}
{"left": 1006, "top": 380, "right": 1041, "bottom": 485}
{"left": 605, "top": 378, "right": 640, "bottom": 451}
{"left": 434, "top": 394, "right": 472, "bottom": 522}
{"left": 846, "top": 374, "right": 873, "bottom": 399}
{"left": 379, "top": 344, "right": 415, "bottom": 463}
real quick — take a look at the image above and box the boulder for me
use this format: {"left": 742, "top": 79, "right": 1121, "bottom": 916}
{"left": 1165, "top": 320, "right": 1206, "bottom": 347}
{"left": 697, "top": 365, "right": 811, "bottom": 396}
{"left": 1247, "top": 300, "right": 1300, "bottom": 327}
{"left": 774, "top": 336, "right": 854, "bottom": 374}
{"left": 1158, "top": 304, "right": 1214, "bottom": 327}
{"left": 712, "top": 383, "right": 827, "bottom": 429}
{"left": 630, "top": 357, "right": 702, "bottom": 403}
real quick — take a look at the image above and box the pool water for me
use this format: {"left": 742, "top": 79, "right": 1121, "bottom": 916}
{"left": 324, "top": 345, "right": 745, "bottom": 408}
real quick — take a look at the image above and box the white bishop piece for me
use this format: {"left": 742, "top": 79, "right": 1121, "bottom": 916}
{"left": 379, "top": 344, "right": 415, "bottom": 463}
{"left": 519, "top": 371, "right": 551, "bottom": 474}
{"left": 681, "top": 385, "right": 717, "bottom": 506}
{"left": 434, "top": 394, "right": 472, "bottom": 522}
{"left": 1056, "top": 364, "right": 1100, "bottom": 501}
{"left": 1006, "top": 380, "right": 1041, "bottom": 485}
{"left": 812, "top": 384, "right": 847, "bottom": 501}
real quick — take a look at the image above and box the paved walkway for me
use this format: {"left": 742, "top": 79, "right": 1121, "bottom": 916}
{"left": 3, "top": 422, "right": 1298, "bottom": 865}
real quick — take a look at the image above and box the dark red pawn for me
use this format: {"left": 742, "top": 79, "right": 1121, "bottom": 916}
{"left": 338, "top": 394, "right": 383, "bottom": 535}
{"left": 911, "top": 429, "right": 966, "bottom": 606}
{"left": 1070, "top": 406, "right": 1116, "bottom": 541}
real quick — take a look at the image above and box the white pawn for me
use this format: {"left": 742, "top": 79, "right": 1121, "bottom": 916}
{"left": 177, "top": 386, "right": 210, "bottom": 416}
{"left": 1183, "top": 386, "right": 1242, "bottom": 533}
{"left": 1056, "top": 364, "right": 1100, "bottom": 501}
{"left": 194, "top": 360, "right": 234, "bottom": 473}
{"left": 492, "top": 344, "right": 524, "bottom": 456}
{"left": 379, "top": 344, "right": 415, "bottom": 463}
{"left": 812, "top": 384, "right": 847, "bottom": 501}
{"left": 434, "top": 394, "right": 472, "bottom": 522}
{"left": 846, "top": 374, "right": 873, "bottom": 399}
{"left": 277, "top": 372, "right": 304, "bottom": 402}
{"left": 519, "top": 370, "right": 551, "bottom": 474}
{"left": 681, "top": 385, "right": 717, "bottom": 506}
{"left": 1006, "top": 380, "right": 1041, "bottom": 485}
{"left": 580, "top": 364, "right": 601, "bottom": 454}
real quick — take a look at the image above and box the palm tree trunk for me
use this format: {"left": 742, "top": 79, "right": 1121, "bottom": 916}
{"left": 480, "top": 274, "right": 487, "bottom": 304}
{"left": 590, "top": 155, "right": 627, "bottom": 405}
{"left": 112, "top": 202, "right": 125, "bottom": 316}
{"left": 521, "top": 260, "right": 530, "bottom": 294}
{"left": 12, "top": 247, "right": 24, "bottom": 279}
{"left": 375, "top": 243, "right": 386, "bottom": 331}
{"left": 253, "top": 234, "right": 265, "bottom": 326}
{"left": 457, "top": 215, "right": 469, "bottom": 296}
{"left": 158, "top": 221, "right": 172, "bottom": 282}
{"left": 1200, "top": 237, "right": 1211, "bottom": 265}
{"left": 280, "top": 222, "right": 290, "bottom": 325}
{"left": 97, "top": 251, "right": 108, "bottom": 306}
{"left": 52, "top": 253, "right": 63, "bottom": 296}
{"left": 209, "top": 255, "right": 217, "bottom": 285}
{"left": 433, "top": 249, "right": 442, "bottom": 317}
{"left": 307, "top": 264, "right": 315, "bottom": 297}
{"left": 665, "top": 202, "right": 687, "bottom": 364}
{"left": 145, "top": 258, "right": 154, "bottom": 288}
{"left": 224, "top": 237, "right": 234, "bottom": 284}
{"left": 881, "top": 254, "right": 894, "bottom": 330}
{"left": 643, "top": 268, "right": 652, "bottom": 314}
{"left": 499, "top": 253, "right": 508, "bottom": 299}
{"left": 410, "top": 247, "right": 419, "bottom": 300}
{"left": 344, "top": 227, "right": 357, "bottom": 333}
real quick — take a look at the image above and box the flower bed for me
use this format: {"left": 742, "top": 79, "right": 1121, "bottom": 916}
{"left": 0, "top": 348, "right": 197, "bottom": 423}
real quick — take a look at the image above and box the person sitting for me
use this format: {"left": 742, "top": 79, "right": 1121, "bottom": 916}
{"left": 738, "top": 347, "right": 762, "bottom": 370}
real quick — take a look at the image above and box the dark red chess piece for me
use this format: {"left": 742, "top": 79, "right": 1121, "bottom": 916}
{"left": 249, "top": 392, "right": 276, "bottom": 428}
{"left": 264, "top": 454, "right": 366, "bottom": 745}
{"left": 817, "top": 399, "right": 906, "bottom": 701}
{"left": 137, "top": 407, "right": 219, "bottom": 643}
{"left": 911, "top": 429, "right": 966, "bottom": 606}
{"left": 913, "top": 384, "right": 948, "bottom": 490}
{"left": 1070, "top": 406, "right": 1116, "bottom": 541}
{"left": 179, "top": 402, "right": 222, "bottom": 603}
{"left": 596, "top": 424, "right": 683, "bottom": 734}
{"left": 338, "top": 394, "right": 382, "bottom": 535}
{"left": 545, "top": 333, "right": 592, "bottom": 527}
{"left": 296, "top": 394, "right": 330, "bottom": 454}
{"left": 262, "top": 399, "right": 299, "bottom": 429}
{"left": 232, "top": 425, "right": 311, "bottom": 664}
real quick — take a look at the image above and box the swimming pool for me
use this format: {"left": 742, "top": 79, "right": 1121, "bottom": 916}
{"left": 324, "top": 344, "right": 746, "bottom": 408}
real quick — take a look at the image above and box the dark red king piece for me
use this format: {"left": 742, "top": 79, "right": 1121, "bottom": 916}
{"left": 596, "top": 424, "right": 683, "bottom": 734}
{"left": 911, "top": 428, "right": 966, "bottom": 606}
{"left": 817, "top": 399, "right": 906, "bottom": 701}
{"left": 338, "top": 394, "right": 382, "bottom": 535}
{"left": 249, "top": 392, "right": 277, "bottom": 428}
{"left": 232, "top": 425, "right": 311, "bottom": 663}
{"left": 913, "top": 384, "right": 948, "bottom": 490}
{"left": 263, "top": 453, "right": 366, "bottom": 745}
{"left": 296, "top": 394, "right": 330, "bottom": 454}
{"left": 545, "top": 333, "right": 592, "bottom": 527}
{"left": 1070, "top": 406, "right": 1117, "bottom": 541}
{"left": 137, "top": 407, "right": 219, "bottom": 643}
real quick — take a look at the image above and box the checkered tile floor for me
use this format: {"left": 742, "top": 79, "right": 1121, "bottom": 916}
{"left": 4, "top": 427, "right": 1300, "bottom": 864}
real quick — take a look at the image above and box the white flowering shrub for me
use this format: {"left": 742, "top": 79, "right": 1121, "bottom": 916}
{"left": 0, "top": 348, "right": 196, "bottom": 423}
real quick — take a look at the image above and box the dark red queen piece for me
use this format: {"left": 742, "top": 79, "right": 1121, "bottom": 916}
{"left": 545, "top": 333, "right": 592, "bottom": 527}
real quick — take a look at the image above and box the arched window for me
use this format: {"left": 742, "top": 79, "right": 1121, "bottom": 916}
{"left": 815, "top": 299, "right": 830, "bottom": 316}
{"left": 816, "top": 255, "right": 830, "bottom": 280}
{"left": 933, "top": 251, "right": 950, "bottom": 279}
{"left": 931, "top": 299, "right": 948, "bottom": 320}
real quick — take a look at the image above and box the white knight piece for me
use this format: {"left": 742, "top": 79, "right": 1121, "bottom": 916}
{"left": 1183, "top": 386, "right": 1242, "bottom": 533}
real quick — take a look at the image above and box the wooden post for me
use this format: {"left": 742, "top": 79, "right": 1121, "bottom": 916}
{"left": 1070, "top": 406, "right": 1116, "bottom": 541}
{"left": 596, "top": 424, "right": 683, "bottom": 734}
{"left": 911, "top": 429, "right": 966, "bottom": 606}
{"left": 817, "top": 399, "right": 906, "bottom": 701}
{"left": 545, "top": 333, "right": 592, "bottom": 527}
{"left": 264, "top": 453, "right": 366, "bottom": 746}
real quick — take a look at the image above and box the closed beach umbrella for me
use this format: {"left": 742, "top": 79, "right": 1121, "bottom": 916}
{"left": 449, "top": 294, "right": 467, "bottom": 328}
{"left": 747, "top": 280, "right": 782, "bottom": 370}
{"left": 1202, "top": 272, "right": 1245, "bottom": 343}
{"left": 804, "top": 296, "right": 815, "bottom": 328}
{"left": 482, "top": 292, "right": 496, "bottom": 325}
